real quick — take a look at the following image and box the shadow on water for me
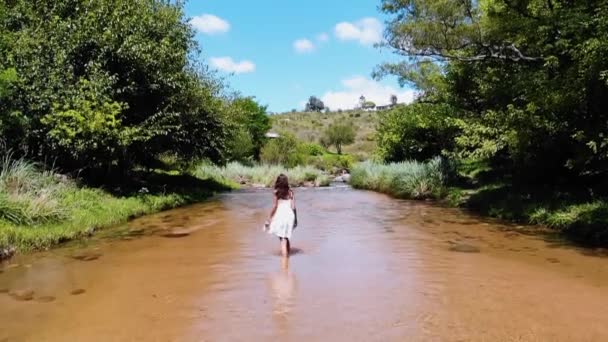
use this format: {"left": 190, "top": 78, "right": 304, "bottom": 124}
{"left": 81, "top": 168, "right": 232, "bottom": 197}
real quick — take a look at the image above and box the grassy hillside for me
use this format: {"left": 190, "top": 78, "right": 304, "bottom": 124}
{"left": 271, "top": 110, "right": 380, "bottom": 159}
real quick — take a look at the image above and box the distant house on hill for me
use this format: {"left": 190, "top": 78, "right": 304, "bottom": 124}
{"left": 376, "top": 104, "right": 395, "bottom": 111}
{"left": 265, "top": 132, "right": 280, "bottom": 139}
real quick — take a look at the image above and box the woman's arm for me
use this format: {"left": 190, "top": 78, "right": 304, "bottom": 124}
{"left": 267, "top": 193, "right": 278, "bottom": 223}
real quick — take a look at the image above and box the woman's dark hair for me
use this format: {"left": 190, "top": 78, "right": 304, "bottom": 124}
{"left": 274, "top": 174, "right": 290, "bottom": 199}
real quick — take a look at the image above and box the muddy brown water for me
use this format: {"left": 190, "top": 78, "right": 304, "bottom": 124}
{"left": 1, "top": 187, "right": 608, "bottom": 341}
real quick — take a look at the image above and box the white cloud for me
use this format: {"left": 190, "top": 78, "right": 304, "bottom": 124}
{"left": 334, "top": 17, "right": 383, "bottom": 45}
{"left": 191, "top": 14, "right": 230, "bottom": 35}
{"left": 210, "top": 57, "right": 255, "bottom": 74}
{"left": 293, "top": 39, "right": 315, "bottom": 53}
{"left": 321, "top": 76, "right": 417, "bottom": 110}
{"left": 317, "top": 33, "right": 330, "bottom": 42}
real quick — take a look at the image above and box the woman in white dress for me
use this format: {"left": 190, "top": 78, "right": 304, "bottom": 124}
{"left": 265, "top": 174, "right": 297, "bottom": 257}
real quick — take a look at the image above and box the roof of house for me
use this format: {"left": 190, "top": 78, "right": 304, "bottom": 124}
{"left": 265, "top": 132, "right": 280, "bottom": 138}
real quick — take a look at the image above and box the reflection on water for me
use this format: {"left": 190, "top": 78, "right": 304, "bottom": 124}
{"left": 270, "top": 257, "right": 297, "bottom": 317}
{"left": 1, "top": 187, "right": 608, "bottom": 341}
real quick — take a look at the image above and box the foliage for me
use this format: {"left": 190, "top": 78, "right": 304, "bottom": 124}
{"left": 260, "top": 133, "right": 305, "bottom": 167}
{"left": 0, "top": 68, "right": 22, "bottom": 146}
{"left": 310, "top": 154, "right": 355, "bottom": 173}
{"left": 305, "top": 96, "right": 325, "bottom": 112}
{"left": 0, "top": 154, "right": 233, "bottom": 254}
{"left": 300, "top": 143, "right": 326, "bottom": 156}
{"left": 195, "top": 162, "right": 331, "bottom": 187}
{"left": 226, "top": 97, "right": 271, "bottom": 161}
{"left": 0, "top": 0, "right": 228, "bottom": 172}
{"left": 350, "top": 157, "right": 451, "bottom": 199}
{"left": 390, "top": 94, "right": 398, "bottom": 106}
{"left": 376, "top": 103, "right": 460, "bottom": 162}
{"left": 377, "top": 0, "right": 608, "bottom": 186}
{"left": 322, "top": 122, "right": 356, "bottom": 154}
{"left": 362, "top": 101, "right": 376, "bottom": 110}
{"left": 271, "top": 109, "right": 378, "bottom": 158}
{"left": 0, "top": 155, "right": 70, "bottom": 225}
{"left": 226, "top": 128, "right": 255, "bottom": 164}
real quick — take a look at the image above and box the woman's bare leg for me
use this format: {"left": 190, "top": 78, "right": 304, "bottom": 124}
{"left": 280, "top": 238, "right": 289, "bottom": 257}
{"left": 280, "top": 238, "right": 291, "bottom": 257}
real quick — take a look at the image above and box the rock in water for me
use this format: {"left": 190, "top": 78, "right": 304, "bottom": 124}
{"left": 71, "top": 251, "right": 102, "bottom": 261}
{"left": 9, "top": 289, "right": 35, "bottom": 301}
{"left": 161, "top": 229, "right": 190, "bottom": 238}
{"left": 36, "top": 296, "right": 56, "bottom": 303}
{"left": 0, "top": 247, "right": 15, "bottom": 260}
{"left": 342, "top": 174, "right": 351, "bottom": 183}
{"left": 449, "top": 244, "right": 481, "bottom": 253}
{"left": 70, "top": 289, "right": 86, "bottom": 295}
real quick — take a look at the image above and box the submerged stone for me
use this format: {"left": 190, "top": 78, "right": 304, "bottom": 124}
{"left": 9, "top": 289, "right": 35, "bottom": 301}
{"left": 36, "top": 295, "right": 56, "bottom": 303}
{"left": 161, "top": 229, "right": 190, "bottom": 238}
{"left": 449, "top": 244, "right": 481, "bottom": 253}
{"left": 71, "top": 251, "right": 102, "bottom": 261}
{"left": 0, "top": 247, "right": 15, "bottom": 260}
{"left": 70, "top": 288, "right": 86, "bottom": 295}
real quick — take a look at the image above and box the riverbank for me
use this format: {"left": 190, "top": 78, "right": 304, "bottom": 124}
{"left": 0, "top": 160, "right": 336, "bottom": 260}
{"left": 0, "top": 158, "right": 238, "bottom": 260}
{"left": 350, "top": 159, "right": 608, "bottom": 247}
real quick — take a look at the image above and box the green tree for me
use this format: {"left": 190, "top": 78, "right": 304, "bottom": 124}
{"left": 227, "top": 97, "right": 271, "bottom": 161}
{"left": 376, "top": 103, "right": 459, "bottom": 162}
{"left": 0, "top": 0, "right": 228, "bottom": 172}
{"left": 0, "top": 68, "right": 22, "bottom": 148}
{"left": 261, "top": 133, "right": 305, "bottom": 167}
{"left": 362, "top": 101, "right": 376, "bottom": 110}
{"left": 323, "top": 122, "right": 355, "bottom": 154}
{"left": 305, "top": 96, "right": 325, "bottom": 112}
{"left": 377, "top": 0, "right": 608, "bottom": 183}
{"left": 390, "top": 94, "right": 398, "bottom": 106}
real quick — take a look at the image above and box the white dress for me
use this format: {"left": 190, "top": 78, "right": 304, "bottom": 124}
{"left": 268, "top": 199, "right": 296, "bottom": 239}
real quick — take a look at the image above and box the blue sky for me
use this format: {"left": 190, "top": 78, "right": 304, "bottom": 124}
{"left": 185, "top": 0, "right": 415, "bottom": 113}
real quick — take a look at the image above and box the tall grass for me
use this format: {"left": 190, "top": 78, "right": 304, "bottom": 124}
{"left": 350, "top": 157, "right": 452, "bottom": 199}
{"left": 0, "top": 155, "right": 71, "bottom": 225}
{"left": 195, "top": 162, "right": 331, "bottom": 187}
{"left": 0, "top": 155, "right": 230, "bottom": 256}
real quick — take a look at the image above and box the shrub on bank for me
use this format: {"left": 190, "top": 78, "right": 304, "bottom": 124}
{"left": 0, "top": 155, "right": 231, "bottom": 256}
{"left": 310, "top": 154, "right": 355, "bottom": 173}
{"left": 350, "top": 157, "right": 451, "bottom": 199}
{"left": 195, "top": 162, "right": 331, "bottom": 187}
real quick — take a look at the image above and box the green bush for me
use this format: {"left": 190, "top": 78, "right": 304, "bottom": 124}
{"left": 311, "top": 154, "right": 355, "bottom": 173}
{"left": 301, "top": 143, "right": 326, "bottom": 156}
{"left": 195, "top": 162, "right": 330, "bottom": 187}
{"left": 376, "top": 103, "right": 459, "bottom": 162}
{"left": 226, "top": 97, "right": 271, "bottom": 161}
{"left": 0, "top": 154, "right": 232, "bottom": 254}
{"left": 0, "top": 0, "right": 228, "bottom": 172}
{"left": 322, "top": 122, "right": 356, "bottom": 154}
{"left": 227, "top": 128, "right": 255, "bottom": 164}
{"left": 0, "top": 156, "right": 70, "bottom": 225}
{"left": 350, "top": 157, "right": 451, "bottom": 199}
{"left": 260, "top": 133, "right": 311, "bottom": 168}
